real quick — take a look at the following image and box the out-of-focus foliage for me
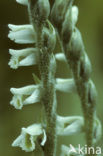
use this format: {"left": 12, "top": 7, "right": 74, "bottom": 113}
{"left": 0, "top": 0, "right": 103, "bottom": 156}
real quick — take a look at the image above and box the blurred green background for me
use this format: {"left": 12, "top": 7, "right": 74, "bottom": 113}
{"left": 0, "top": 0, "right": 103, "bottom": 156}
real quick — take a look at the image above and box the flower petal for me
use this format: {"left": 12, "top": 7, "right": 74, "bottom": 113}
{"left": 10, "top": 85, "right": 37, "bottom": 95}
{"left": 23, "top": 124, "right": 43, "bottom": 136}
{"left": 57, "top": 116, "right": 84, "bottom": 136}
{"left": 72, "top": 6, "right": 79, "bottom": 26}
{"left": 10, "top": 85, "right": 40, "bottom": 109}
{"left": 41, "top": 130, "right": 47, "bottom": 146}
{"left": 8, "top": 24, "right": 35, "bottom": 44}
{"left": 9, "top": 48, "right": 38, "bottom": 69}
{"left": 56, "top": 78, "right": 76, "bottom": 93}
{"left": 16, "top": 0, "right": 28, "bottom": 6}
{"left": 10, "top": 95, "right": 23, "bottom": 109}
{"left": 24, "top": 89, "right": 41, "bottom": 105}
{"left": 55, "top": 53, "right": 66, "bottom": 62}
{"left": 12, "top": 123, "right": 46, "bottom": 152}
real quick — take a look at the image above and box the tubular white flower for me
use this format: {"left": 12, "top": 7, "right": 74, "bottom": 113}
{"left": 55, "top": 53, "right": 66, "bottom": 62}
{"left": 57, "top": 115, "right": 84, "bottom": 136}
{"left": 8, "top": 48, "right": 38, "bottom": 69}
{"left": 8, "top": 24, "right": 35, "bottom": 44}
{"left": 16, "top": 0, "right": 28, "bottom": 6}
{"left": 55, "top": 78, "right": 76, "bottom": 93}
{"left": 12, "top": 124, "right": 46, "bottom": 152}
{"left": 10, "top": 85, "right": 41, "bottom": 109}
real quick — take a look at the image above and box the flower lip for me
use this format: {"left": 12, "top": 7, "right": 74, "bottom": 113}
{"left": 12, "top": 123, "right": 47, "bottom": 152}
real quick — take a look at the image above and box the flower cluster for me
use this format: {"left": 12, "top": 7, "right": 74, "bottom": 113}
{"left": 8, "top": 0, "right": 102, "bottom": 155}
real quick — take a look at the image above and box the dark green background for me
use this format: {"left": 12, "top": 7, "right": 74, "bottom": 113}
{"left": 0, "top": 0, "right": 103, "bottom": 156}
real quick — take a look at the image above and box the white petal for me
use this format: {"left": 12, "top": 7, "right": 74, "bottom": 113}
{"left": 9, "top": 48, "right": 38, "bottom": 69}
{"left": 8, "top": 24, "right": 35, "bottom": 44}
{"left": 57, "top": 116, "right": 84, "bottom": 136}
{"left": 19, "top": 53, "right": 37, "bottom": 66}
{"left": 12, "top": 135, "right": 23, "bottom": 147}
{"left": 72, "top": 6, "right": 79, "bottom": 26}
{"left": 8, "top": 56, "right": 19, "bottom": 69}
{"left": 41, "top": 130, "right": 47, "bottom": 146}
{"left": 10, "top": 85, "right": 37, "bottom": 95}
{"left": 8, "top": 24, "right": 32, "bottom": 31}
{"left": 10, "top": 95, "right": 23, "bottom": 109}
{"left": 23, "top": 124, "right": 43, "bottom": 136}
{"left": 55, "top": 53, "right": 66, "bottom": 62}
{"left": 16, "top": 0, "right": 28, "bottom": 6}
{"left": 12, "top": 124, "right": 46, "bottom": 152}
{"left": 56, "top": 78, "right": 76, "bottom": 93}
{"left": 24, "top": 89, "right": 40, "bottom": 104}
{"left": 9, "top": 48, "right": 37, "bottom": 57}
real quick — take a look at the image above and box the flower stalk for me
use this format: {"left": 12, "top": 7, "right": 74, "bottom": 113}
{"left": 28, "top": 1, "right": 57, "bottom": 155}
{"left": 8, "top": 0, "right": 102, "bottom": 156}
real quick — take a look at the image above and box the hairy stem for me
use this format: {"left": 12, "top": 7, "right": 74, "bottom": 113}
{"left": 28, "top": 1, "right": 57, "bottom": 155}
{"left": 51, "top": 0, "right": 97, "bottom": 155}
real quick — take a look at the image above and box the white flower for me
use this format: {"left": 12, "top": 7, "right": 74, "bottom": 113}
{"left": 8, "top": 48, "right": 38, "bottom": 69}
{"left": 57, "top": 115, "right": 84, "bottom": 136}
{"left": 12, "top": 123, "right": 46, "bottom": 152}
{"left": 10, "top": 85, "right": 41, "bottom": 109}
{"left": 72, "top": 6, "right": 79, "bottom": 26}
{"left": 55, "top": 78, "right": 76, "bottom": 93}
{"left": 8, "top": 24, "right": 35, "bottom": 44}
{"left": 16, "top": 0, "right": 28, "bottom": 6}
{"left": 55, "top": 53, "right": 66, "bottom": 62}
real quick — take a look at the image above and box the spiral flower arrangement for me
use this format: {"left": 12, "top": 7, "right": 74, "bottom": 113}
{"left": 8, "top": 0, "right": 102, "bottom": 156}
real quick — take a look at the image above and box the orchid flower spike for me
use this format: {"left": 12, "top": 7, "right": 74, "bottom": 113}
{"left": 57, "top": 115, "right": 84, "bottom": 136}
{"left": 10, "top": 85, "right": 41, "bottom": 109}
{"left": 12, "top": 123, "right": 46, "bottom": 152}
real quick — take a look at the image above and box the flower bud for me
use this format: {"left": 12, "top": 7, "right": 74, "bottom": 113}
{"left": 79, "top": 53, "right": 92, "bottom": 81}
{"left": 62, "top": 6, "right": 78, "bottom": 44}
{"left": 88, "top": 80, "right": 97, "bottom": 105}
{"left": 42, "top": 21, "right": 56, "bottom": 52}
{"left": 51, "top": 0, "right": 70, "bottom": 29}
{"left": 66, "top": 28, "right": 84, "bottom": 61}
